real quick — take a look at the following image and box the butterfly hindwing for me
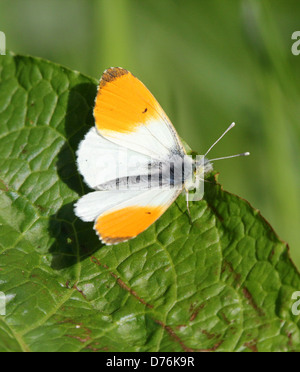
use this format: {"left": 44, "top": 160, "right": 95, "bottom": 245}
{"left": 75, "top": 188, "right": 182, "bottom": 245}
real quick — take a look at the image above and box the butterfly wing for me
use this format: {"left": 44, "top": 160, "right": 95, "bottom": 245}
{"left": 77, "top": 127, "right": 152, "bottom": 190}
{"left": 75, "top": 187, "right": 182, "bottom": 245}
{"left": 75, "top": 67, "right": 187, "bottom": 244}
{"left": 93, "top": 67, "right": 186, "bottom": 159}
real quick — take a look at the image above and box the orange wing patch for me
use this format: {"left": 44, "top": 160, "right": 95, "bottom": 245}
{"left": 94, "top": 205, "right": 164, "bottom": 244}
{"left": 94, "top": 67, "right": 161, "bottom": 134}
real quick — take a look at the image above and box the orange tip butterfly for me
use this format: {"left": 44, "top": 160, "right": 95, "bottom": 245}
{"left": 74, "top": 67, "right": 249, "bottom": 245}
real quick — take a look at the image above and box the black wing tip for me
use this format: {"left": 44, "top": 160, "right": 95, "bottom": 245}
{"left": 99, "top": 67, "right": 129, "bottom": 89}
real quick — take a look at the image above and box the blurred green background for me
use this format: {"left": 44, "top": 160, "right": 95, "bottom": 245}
{"left": 1, "top": 0, "right": 300, "bottom": 268}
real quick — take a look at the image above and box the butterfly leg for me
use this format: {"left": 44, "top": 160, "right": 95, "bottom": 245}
{"left": 185, "top": 188, "right": 192, "bottom": 223}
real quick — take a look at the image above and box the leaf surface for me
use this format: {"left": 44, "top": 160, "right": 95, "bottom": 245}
{"left": 0, "top": 53, "right": 299, "bottom": 352}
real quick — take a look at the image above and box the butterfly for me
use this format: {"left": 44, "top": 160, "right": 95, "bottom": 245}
{"left": 74, "top": 67, "right": 249, "bottom": 245}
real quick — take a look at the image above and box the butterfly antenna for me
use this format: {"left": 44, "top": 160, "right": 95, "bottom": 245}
{"left": 204, "top": 122, "right": 236, "bottom": 157}
{"left": 209, "top": 152, "right": 250, "bottom": 162}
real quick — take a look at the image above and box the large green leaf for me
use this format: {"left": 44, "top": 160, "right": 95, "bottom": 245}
{"left": 0, "top": 53, "right": 299, "bottom": 352}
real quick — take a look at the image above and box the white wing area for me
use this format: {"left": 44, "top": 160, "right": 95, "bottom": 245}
{"left": 74, "top": 190, "right": 140, "bottom": 222}
{"left": 99, "top": 117, "right": 184, "bottom": 159}
{"left": 76, "top": 127, "right": 152, "bottom": 190}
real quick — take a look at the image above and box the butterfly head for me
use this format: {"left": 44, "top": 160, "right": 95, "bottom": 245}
{"left": 193, "top": 156, "right": 213, "bottom": 178}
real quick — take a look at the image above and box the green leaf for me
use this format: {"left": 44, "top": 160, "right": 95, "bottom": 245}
{"left": 0, "top": 52, "right": 299, "bottom": 352}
